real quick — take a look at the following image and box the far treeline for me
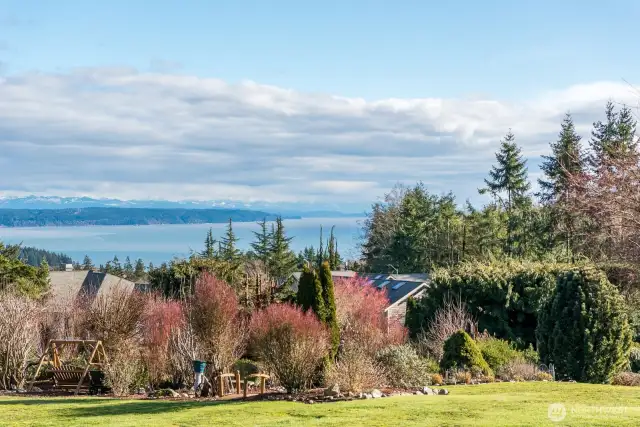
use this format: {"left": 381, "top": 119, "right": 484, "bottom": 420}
{"left": 0, "top": 207, "right": 294, "bottom": 227}
{"left": 361, "top": 101, "right": 640, "bottom": 273}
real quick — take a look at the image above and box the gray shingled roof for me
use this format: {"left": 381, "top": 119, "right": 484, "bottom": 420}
{"left": 367, "top": 278, "right": 429, "bottom": 306}
{"left": 289, "top": 270, "right": 357, "bottom": 292}
{"left": 48, "top": 270, "right": 136, "bottom": 307}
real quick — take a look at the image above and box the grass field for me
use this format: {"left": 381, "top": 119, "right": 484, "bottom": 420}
{"left": 1, "top": 382, "right": 639, "bottom": 426}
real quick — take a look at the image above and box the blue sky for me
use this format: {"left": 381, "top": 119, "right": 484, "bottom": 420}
{"left": 1, "top": 0, "right": 639, "bottom": 211}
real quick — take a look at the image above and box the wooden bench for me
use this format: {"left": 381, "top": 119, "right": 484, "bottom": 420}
{"left": 51, "top": 368, "right": 91, "bottom": 390}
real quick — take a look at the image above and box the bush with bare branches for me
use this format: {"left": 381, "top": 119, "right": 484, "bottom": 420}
{"left": 416, "top": 294, "right": 475, "bottom": 361}
{"left": 250, "top": 303, "right": 329, "bottom": 393}
{"left": 140, "top": 294, "right": 184, "bottom": 387}
{"left": 79, "top": 286, "right": 147, "bottom": 354}
{"left": 334, "top": 277, "right": 406, "bottom": 356}
{"left": 103, "top": 338, "right": 143, "bottom": 396}
{"left": 0, "top": 294, "right": 41, "bottom": 389}
{"left": 189, "top": 273, "right": 246, "bottom": 375}
{"left": 325, "top": 343, "right": 385, "bottom": 393}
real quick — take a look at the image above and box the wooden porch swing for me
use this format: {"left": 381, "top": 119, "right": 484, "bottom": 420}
{"left": 28, "top": 339, "right": 109, "bottom": 395}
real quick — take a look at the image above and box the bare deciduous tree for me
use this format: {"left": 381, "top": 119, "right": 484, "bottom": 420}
{"left": 417, "top": 294, "right": 475, "bottom": 361}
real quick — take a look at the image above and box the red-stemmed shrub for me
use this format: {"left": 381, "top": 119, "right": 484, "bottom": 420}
{"left": 250, "top": 303, "right": 329, "bottom": 393}
{"left": 189, "top": 273, "right": 246, "bottom": 375}
{"left": 334, "top": 277, "right": 406, "bottom": 355}
{"left": 140, "top": 293, "right": 184, "bottom": 387}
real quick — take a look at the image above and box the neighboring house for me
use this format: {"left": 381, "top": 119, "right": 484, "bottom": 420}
{"left": 364, "top": 278, "right": 429, "bottom": 325}
{"left": 48, "top": 270, "right": 136, "bottom": 307}
{"left": 289, "top": 270, "right": 357, "bottom": 292}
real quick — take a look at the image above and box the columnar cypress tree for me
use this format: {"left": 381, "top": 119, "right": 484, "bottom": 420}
{"left": 480, "top": 130, "right": 531, "bottom": 256}
{"left": 296, "top": 265, "right": 326, "bottom": 322}
{"left": 319, "top": 261, "right": 339, "bottom": 357}
{"left": 536, "top": 267, "right": 632, "bottom": 383}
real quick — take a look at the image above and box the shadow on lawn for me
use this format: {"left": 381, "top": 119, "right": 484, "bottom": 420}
{"left": 0, "top": 398, "right": 243, "bottom": 418}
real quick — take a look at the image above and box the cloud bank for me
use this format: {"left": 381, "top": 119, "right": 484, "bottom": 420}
{"left": 0, "top": 68, "right": 637, "bottom": 209}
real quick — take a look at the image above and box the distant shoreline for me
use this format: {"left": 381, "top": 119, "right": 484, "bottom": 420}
{"left": 0, "top": 207, "right": 302, "bottom": 228}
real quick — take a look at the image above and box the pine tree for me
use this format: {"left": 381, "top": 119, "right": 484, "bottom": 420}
{"left": 82, "top": 255, "right": 94, "bottom": 270}
{"left": 123, "top": 256, "right": 134, "bottom": 279}
{"left": 134, "top": 258, "right": 146, "bottom": 281}
{"left": 320, "top": 261, "right": 339, "bottom": 357}
{"left": 202, "top": 228, "right": 217, "bottom": 258}
{"left": 538, "top": 113, "right": 586, "bottom": 257}
{"left": 480, "top": 130, "right": 531, "bottom": 256}
{"left": 589, "top": 101, "right": 619, "bottom": 168}
{"left": 268, "top": 217, "right": 297, "bottom": 285}
{"left": 251, "top": 218, "right": 271, "bottom": 267}
{"left": 220, "top": 218, "right": 241, "bottom": 262}
{"left": 538, "top": 113, "right": 585, "bottom": 203}
{"left": 111, "top": 255, "right": 122, "bottom": 276}
{"left": 616, "top": 105, "right": 637, "bottom": 150}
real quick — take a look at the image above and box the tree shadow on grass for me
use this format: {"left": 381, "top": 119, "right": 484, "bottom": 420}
{"left": 0, "top": 398, "right": 243, "bottom": 418}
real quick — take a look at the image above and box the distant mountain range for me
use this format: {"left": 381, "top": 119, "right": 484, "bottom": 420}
{"left": 0, "top": 196, "right": 366, "bottom": 227}
{"left": 0, "top": 207, "right": 299, "bottom": 227}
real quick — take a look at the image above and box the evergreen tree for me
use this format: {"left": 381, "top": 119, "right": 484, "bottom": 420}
{"left": 538, "top": 113, "right": 585, "bottom": 203}
{"left": 250, "top": 218, "right": 270, "bottom": 267}
{"left": 589, "top": 101, "right": 619, "bottom": 168}
{"left": 480, "top": 130, "right": 531, "bottom": 256}
{"left": 317, "top": 226, "right": 325, "bottom": 268}
{"left": 82, "top": 255, "right": 95, "bottom": 270}
{"left": 202, "top": 228, "right": 217, "bottom": 259}
{"left": 537, "top": 267, "right": 632, "bottom": 382}
{"left": 296, "top": 265, "right": 326, "bottom": 321}
{"left": 220, "top": 218, "right": 241, "bottom": 262}
{"left": 123, "top": 256, "right": 134, "bottom": 279}
{"left": 616, "top": 105, "right": 637, "bottom": 153}
{"left": 319, "top": 261, "right": 340, "bottom": 357}
{"left": 538, "top": 113, "right": 586, "bottom": 256}
{"left": 111, "top": 255, "right": 122, "bottom": 276}
{"left": 268, "top": 217, "right": 297, "bottom": 285}
{"left": 134, "top": 258, "right": 146, "bottom": 281}
{"left": 327, "top": 226, "right": 341, "bottom": 270}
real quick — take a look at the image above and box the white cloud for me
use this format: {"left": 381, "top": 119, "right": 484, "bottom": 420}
{"left": 0, "top": 68, "right": 637, "bottom": 209}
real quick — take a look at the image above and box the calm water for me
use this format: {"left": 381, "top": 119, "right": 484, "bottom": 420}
{"left": 0, "top": 217, "right": 365, "bottom": 266}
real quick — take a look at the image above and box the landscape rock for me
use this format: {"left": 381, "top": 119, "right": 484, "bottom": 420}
{"left": 422, "top": 387, "right": 435, "bottom": 395}
{"left": 414, "top": 391, "right": 423, "bottom": 395}
{"left": 364, "top": 393, "right": 373, "bottom": 399}
{"left": 438, "top": 389, "right": 449, "bottom": 395}
{"left": 370, "top": 389, "right": 383, "bottom": 398}
{"left": 324, "top": 384, "right": 341, "bottom": 397}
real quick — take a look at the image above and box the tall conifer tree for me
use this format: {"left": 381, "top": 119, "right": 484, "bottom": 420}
{"left": 320, "top": 261, "right": 339, "bottom": 357}
{"left": 480, "top": 130, "right": 531, "bottom": 256}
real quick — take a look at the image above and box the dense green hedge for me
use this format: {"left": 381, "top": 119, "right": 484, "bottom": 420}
{"left": 536, "top": 267, "right": 632, "bottom": 383}
{"left": 411, "top": 260, "right": 573, "bottom": 347}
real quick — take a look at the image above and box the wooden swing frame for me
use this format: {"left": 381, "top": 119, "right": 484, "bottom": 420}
{"left": 28, "top": 339, "right": 109, "bottom": 395}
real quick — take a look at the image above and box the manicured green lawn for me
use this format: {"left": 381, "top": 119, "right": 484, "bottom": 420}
{"left": 1, "top": 382, "right": 639, "bottom": 426}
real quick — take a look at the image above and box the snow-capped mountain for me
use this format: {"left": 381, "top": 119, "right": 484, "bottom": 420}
{"left": 0, "top": 195, "right": 366, "bottom": 217}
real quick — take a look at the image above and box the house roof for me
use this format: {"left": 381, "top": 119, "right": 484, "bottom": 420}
{"left": 367, "top": 278, "right": 428, "bottom": 307}
{"left": 290, "top": 270, "right": 357, "bottom": 292}
{"left": 48, "top": 270, "right": 136, "bottom": 307}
